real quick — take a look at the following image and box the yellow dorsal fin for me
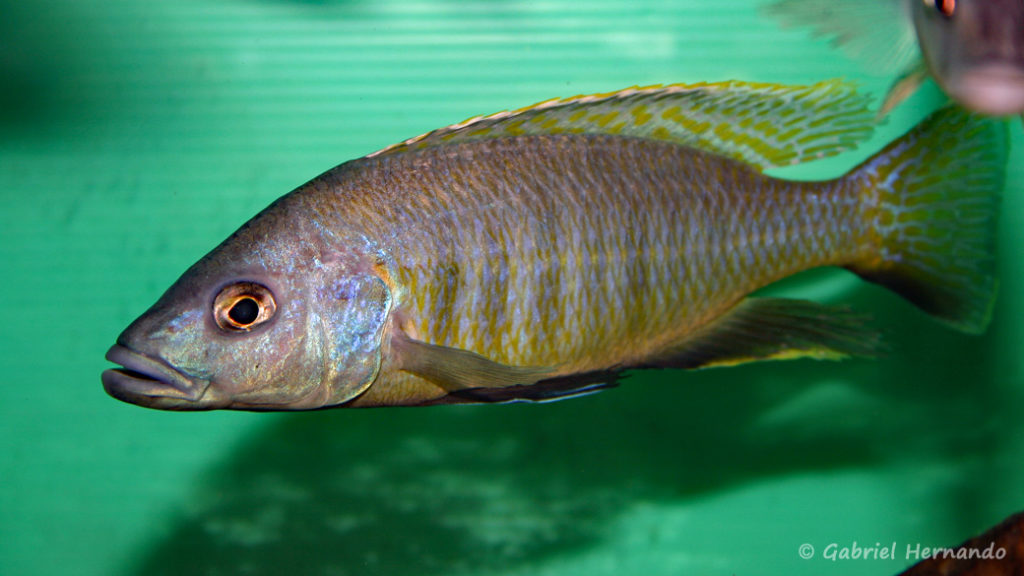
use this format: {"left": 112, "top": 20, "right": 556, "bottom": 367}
{"left": 368, "top": 79, "right": 876, "bottom": 171}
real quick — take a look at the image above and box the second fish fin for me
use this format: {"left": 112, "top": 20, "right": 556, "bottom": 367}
{"left": 764, "top": 0, "right": 919, "bottom": 75}
{"left": 877, "top": 60, "right": 929, "bottom": 118}
{"left": 644, "top": 297, "right": 883, "bottom": 370}
{"left": 391, "top": 330, "right": 554, "bottom": 393}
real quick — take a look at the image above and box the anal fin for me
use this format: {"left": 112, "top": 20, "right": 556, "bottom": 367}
{"left": 646, "top": 297, "right": 884, "bottom": 371}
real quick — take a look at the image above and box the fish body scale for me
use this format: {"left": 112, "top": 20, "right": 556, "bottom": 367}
{"left": 312, "top": 134, "right": 864, "bottom": 376}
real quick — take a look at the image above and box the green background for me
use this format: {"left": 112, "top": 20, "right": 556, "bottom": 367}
{"left": 2, "top": 1, "right": 1022, "bottom": 575}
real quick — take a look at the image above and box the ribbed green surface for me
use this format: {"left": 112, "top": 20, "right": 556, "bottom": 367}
{"left": 1, "top": 1, "right": 1022, "bottom": 575}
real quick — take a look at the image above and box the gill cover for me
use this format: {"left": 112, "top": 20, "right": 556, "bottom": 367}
{"left": 318, "top": 273, "right": 392, "bottom": 406}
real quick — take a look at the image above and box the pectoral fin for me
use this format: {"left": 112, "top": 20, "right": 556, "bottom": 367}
{"left": 645, "top": 298, "right": 883, "bottom": 371}
{"left": 391, "top": 331, "right": 554, "bottom": 393}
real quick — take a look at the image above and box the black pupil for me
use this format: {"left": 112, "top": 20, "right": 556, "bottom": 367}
{"left": 228, "top": 297, "right": 260, "bottom": 325}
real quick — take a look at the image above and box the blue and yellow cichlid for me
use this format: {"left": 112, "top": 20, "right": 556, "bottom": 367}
{"left": 102, "top": 80, "right": 1006, "bottom": 411}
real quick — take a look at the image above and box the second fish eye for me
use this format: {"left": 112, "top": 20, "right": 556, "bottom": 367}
{"left": 924, "top": 0, "right": 956, "bottom": 18}
{"left": 213, "top": 282, "right": 277, "bottom": 332}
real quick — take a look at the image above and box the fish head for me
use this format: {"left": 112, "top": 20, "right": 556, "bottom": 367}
{"left": 102, "top": 208, "right": 392, "bottom": 411}
{"left": 911, "top": 0, "right": 1024, "bottom": 115}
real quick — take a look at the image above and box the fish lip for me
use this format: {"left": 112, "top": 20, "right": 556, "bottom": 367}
{"left": 946, "top": 65, "right": 1024, "bottom": 116}
{"left": 102, "top": 344, "right": 210, "bottom": 403}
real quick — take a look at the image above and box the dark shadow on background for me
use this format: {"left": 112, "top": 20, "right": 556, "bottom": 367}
{"left": 122, "top": 280, "right": 1007, "bottom": 576}
{"left": 0, "top": 1, "right": 115, "bottom": 136}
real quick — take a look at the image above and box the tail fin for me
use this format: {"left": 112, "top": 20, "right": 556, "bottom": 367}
{"left": 848, "top": 107, "right": 1008, "bottom": 334}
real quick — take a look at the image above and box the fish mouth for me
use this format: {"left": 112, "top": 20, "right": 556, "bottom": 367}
{"left": 102, "top": 345, "right": 211, "bottom": 408}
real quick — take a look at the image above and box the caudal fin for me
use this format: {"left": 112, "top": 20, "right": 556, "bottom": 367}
{"left": 848, "top": 106, "right": 1008, "bottom": 334}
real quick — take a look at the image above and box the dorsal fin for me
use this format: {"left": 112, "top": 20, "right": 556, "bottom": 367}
{"left": 368, "top": 79, "right": 876, "bottom": 171}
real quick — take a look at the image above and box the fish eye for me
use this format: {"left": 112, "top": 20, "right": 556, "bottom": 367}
{"left": 923, "top": 0, "right": 956, "bottom": 18}
{"left": 213, "top": 282, "right": 277, "bottom": 332}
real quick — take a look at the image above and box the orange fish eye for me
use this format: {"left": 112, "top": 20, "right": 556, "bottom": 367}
{"left": 213, "top": 282, "right": 277, "bottom": 332}
{"left": 924, "top": 0, "right": 956, "bottom": 18}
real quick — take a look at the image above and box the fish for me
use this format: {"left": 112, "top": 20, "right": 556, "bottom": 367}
{"left": 765, "top": 0, "right": 1024, "bottom": 117}
{"left": 101, "top": 79, "right": 1006, "bottom": 411}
